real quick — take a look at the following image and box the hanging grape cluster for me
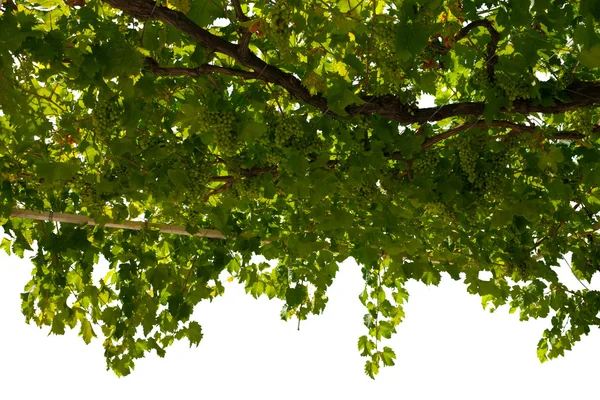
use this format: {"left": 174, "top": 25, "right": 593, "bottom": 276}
{"left": 79, "top": 184, "right": 104, "bottom": 215}
{"left": 424, "top": 201, "right": 455, "bottom": 222}
{"left": 494, "top": 71, "right": 534, "bottom": 101}
{"left": 93, "top": 98, "right": 121, "bottom": 139}
{"left": 266, "top": 3, "right": 293, "bottom": 51}
{"left": 104, "top": 165, "right": 128, "bottom": 183}
{"left": 474, "top": 151, "right": 505, "bottom": 198}
{"left": 137, "top": 135, "right": 165, "bottom": 150}
{"left": 455, "top": 133, "right": 519, "bottom": 200}
{"left": 565, "top": 107, "right": 596, "bottom": 136}
{"left": 371, "top": 19, "right": 400, "bottom": 76}
{"left": 470, "top": 67, "right": 535, "bottom": 101}
{"left": 412, "top": 150, "right": 440, "bottom": 175}
{"left": 458, "top": 135, "right": 478, "bottom": 183}
{"left": 197, "top": 108, "right": 238, "bottom": 156}
{"left": 178, "top": 156, "right": 212, "bottom": 206}
{"left": 258, "top": 113, "right": 324, "bottom": 165}
{"left": 233, "top": 176, "right": 263, "bottom": 201}
{"left": 274, "top": 116, "right": 302, "bottom": 146}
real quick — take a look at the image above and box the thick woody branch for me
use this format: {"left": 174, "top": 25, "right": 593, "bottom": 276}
{"left": 144, "top": 57, "right": 260, "bottom": 80}
{"left": 350, "top": 81, "right": 600, "bottom": 123}
{"left": 454, "top": 19, "right": 499, "bottom": 77}
{"left": 102, "top": 0, "right": 330, "bottom": 113}
{"left": 418, "top": 121, "right": 593, "bottom": 153}
{"left": 230, "top": 0, "right": 252, "bottom": 56}
{"left": 103, "top": 0, "right": 600, "bottom": 125}
{"left": 231, "top": 0, "right": 249, "bottom": 22}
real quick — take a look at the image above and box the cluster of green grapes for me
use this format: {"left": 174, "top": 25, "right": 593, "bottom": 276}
{"left": 233, "top": 176, "right": 263, "bottom": 200}
{"left": 274, "top": 116, "right": 302, "bottom": 146}
{"left": 372, "top": 83, "right": 417, "bottom": 109}
{"left": 104, "top": 165, "right": 128, "bottom": 183}
{"left": 260, "top": 113, "right": 325, "bottom": 165}
{"left": 371, "top": 18, "right": 401, "bottom": 76}
{"left": 470, "top": 68, "right": 534, "bottom": 101}
{"left": 500, "top": 260, "right": 532, "bottom": 281}
{"left": 470, "top": 67, "right": 492, "bottom": 90}
{"left": 294, "top": 132, "right": 326, "bottom": 156}
{"left": 137, "top": 135, "right": 165, "bottom": 150}
{"left": 424, "top": 201, "right": 455, "bottom": 222}
{"left": 179, "top": 157, "right": 212, "bottom": 201}
{"left": 412, "top": 150, "right": 440, "bottom": 175}
{"left": 265, "top": 3, "right": 293, "bottom": 50}
{"left": 197, "top": 108, "right": 238, "bottom": 156}
{"left": 93, "top": 98, "right": 121, "bottom": 139}
{"left": 494, "top": 71, "right": 534, "bottom": 101}
{"left": 565, "top": 107, "right": 596, "bottom": 136}
{"left": 473, "top": 152, "right": 505, "bottom": 198}
{"left": 79, "top": 184, "right": 104, "bottom": 215}
{"left": 458, "top": 136, "right": 478, "bottom": 183}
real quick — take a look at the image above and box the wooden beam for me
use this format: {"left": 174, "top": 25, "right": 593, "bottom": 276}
{"left": 9, "top": 208, "right": 227, "bottom": 239}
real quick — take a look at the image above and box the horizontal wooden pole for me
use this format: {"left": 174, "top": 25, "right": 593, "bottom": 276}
{"left": 10, "top": 208, "right": 227, "bottom": 239}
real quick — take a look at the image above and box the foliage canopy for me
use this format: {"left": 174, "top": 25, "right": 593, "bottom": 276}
{"left": 1, "top": 0, "right": 600, "bottom": 378}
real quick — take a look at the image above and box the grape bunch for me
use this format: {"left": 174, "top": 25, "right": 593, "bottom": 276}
{"left": 412, "top": 151, "right": 440, "bottom": 175}
{"left": 197, "top": 108, "right": 238, "bottom": 156}
{"left": 371, "top": 19, "right": 399, "bottom": 75}
{"left": 93, "top": 98, "right": 121, "bottom": 139}
{"left": 79, "top": 184, "right": 104, "bottom": 215}
{"left": 494, "top": 71, "right": 534, "bottom": 101}
{"left": 137, "top": 135, "right": 165, "bottom": 150}
{"left": 234, "top": 176, "right": 263, "bottom": 201}
{"left": 266, "top": 3, "right": 293, "bottom": 50}
{"left": 470, "top": 67, "right": 492, "bottom": 90}
{"left": 565, "top": 107, "right": 596, "bottom": 136}
{"left": 424, "top": 201, "right": 455, "bottom": 222}
{"left": 104, "top": 164, "right": 128, "bottom": 183}
{"left": 275, "top": 116, "right": 303, "bottom": 146}
{"left": 476, "top": 152, "right": 506, "bottom": 198}
{"left": 178, "top": 157, "right": 212, "bottom": 205}
{"left": 293, "top": 133, "right": 325, "bottom": 156}
{"left": 458, "top": 136, "right": 478, "bottom": 183}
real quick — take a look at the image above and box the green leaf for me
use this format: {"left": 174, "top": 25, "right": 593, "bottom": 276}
{"left": 1, "top": 238, "right": 11, "bottom": 256}
{"left": 579, "top": 45, "right": 600, "bottom": 69}
{"left": 381, "top": 346, "right": 396, "bottom": 366}
{"left": 36, "top": 163, "right": 79, "bottom": 182}
{"left": 364, "top": 360, "right": 379, "bottom": 379}
{"left": 168, "top": 169, "right": 191, "bottom": 188}
{"left": 285, "top": 284, "right": 307, "bottom": 308}
{"left": 186, "top": 321, "right": 203, "bottom": 347}
{"left": 79, "top": 319, "right": 95, "bottom": 344}
{"left": 327, "top": 88, "right": 365, "bottom": 116}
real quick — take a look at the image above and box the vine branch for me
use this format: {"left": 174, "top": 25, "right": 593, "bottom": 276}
{"left": 103, "top": 0, "right": 600, "bottom": 124}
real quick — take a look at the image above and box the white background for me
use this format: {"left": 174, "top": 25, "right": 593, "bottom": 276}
{"left": 0, "top": 250, "right": 598, "bottom": 399}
